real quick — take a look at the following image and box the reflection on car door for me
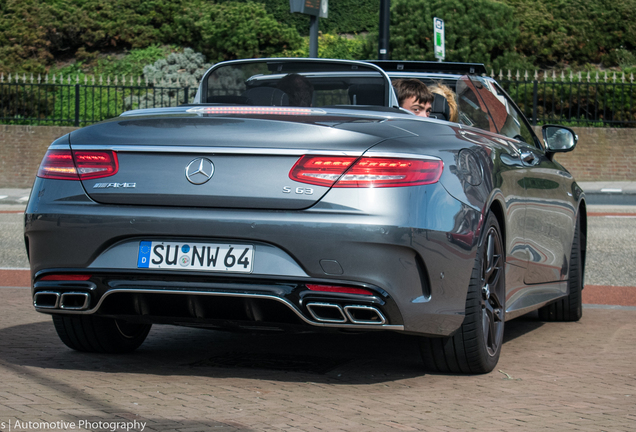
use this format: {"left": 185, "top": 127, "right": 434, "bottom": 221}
{"left": 465, "top": 76, "right": 574, "bottom": 291}
{"left": 455, "top": 76, "right": 529, "bottom": 299}
{"left": 517, "top": 143, "right": 576, "bottom": 285}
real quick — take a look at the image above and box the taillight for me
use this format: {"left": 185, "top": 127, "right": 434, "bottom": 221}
{"left": 40, "top": 274, "right": 92, "bottom": 281}
{"left": 289, "top": 156, "right": 358, "bottom": 187}
{"left": 290, "top": 155, "right": 443, "bottom": 188}
{"left": 37, "top": 150, "right": 118, "bottom": 180}
{"left": 306, "top": 284, "right": 374, "bottom": 295}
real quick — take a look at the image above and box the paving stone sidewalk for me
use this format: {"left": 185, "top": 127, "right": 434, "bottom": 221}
{"left": 0, "top": 288, "right": 635, "bottom": 432}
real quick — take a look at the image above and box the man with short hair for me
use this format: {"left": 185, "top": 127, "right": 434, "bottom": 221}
{"left": 277, "top": 73, "right": 314, "bottom": 107}
{"left": 393, "top": 79, "right": 434, "bottom": 117}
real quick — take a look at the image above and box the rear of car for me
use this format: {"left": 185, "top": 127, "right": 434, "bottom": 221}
{"left": 26, "top": 60, "right": 482, "bottom": 353}
{"left": 25, "top": 58, "right": 584, "bottom": 375}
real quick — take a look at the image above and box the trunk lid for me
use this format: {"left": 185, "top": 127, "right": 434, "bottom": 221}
{"left": 69, "top": 110, "right": 408, "bottom": 209}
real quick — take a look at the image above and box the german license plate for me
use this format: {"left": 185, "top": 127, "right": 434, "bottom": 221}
{"left": 137, "top": 241, "right": 254, "bottom": 273}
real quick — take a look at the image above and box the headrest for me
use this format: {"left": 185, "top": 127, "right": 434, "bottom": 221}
{"left": 243, "top": 87, "right": 290, "bottom": 106}
{"left": 348, "top": 84, "right": 385, "bottom": 106}
{"left": 428, "top": 93, "right": 450, "bottom": 121}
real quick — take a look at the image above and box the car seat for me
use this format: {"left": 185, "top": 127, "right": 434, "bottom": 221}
{"left": 348, "top": 84, "right": 385, "bottom": 106}
{"left": 428, "top": 94, "right": 450, "bottom": 121}
{"left": 243, "top": 87, "right": 290, "bottom": 106}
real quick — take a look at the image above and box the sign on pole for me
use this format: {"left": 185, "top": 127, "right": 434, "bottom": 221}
{"left": 290, "top": 0, "right": 328, "bottom": 57}
{"left": 290, "top": 0, "right": 328, "bottom": 18}
{"left": 434, "top": 17, "right": 445, "bottom": 61}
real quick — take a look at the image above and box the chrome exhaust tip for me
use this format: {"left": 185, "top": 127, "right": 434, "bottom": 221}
{"left": 34, "top": 291, "right": 60, "bottom": 309}
{"left": 60, "top": 292, "right": 91, "bottom": 310}
{"left": 306, "top": 303, "right": 347, "bottom": 323}
{"left": 344, "top": 305, "right": 387, "bottom": 325}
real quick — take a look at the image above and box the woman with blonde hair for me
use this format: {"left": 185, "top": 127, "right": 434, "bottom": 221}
{"left": 430, "top": 83, "right": 459, "bottom": 123}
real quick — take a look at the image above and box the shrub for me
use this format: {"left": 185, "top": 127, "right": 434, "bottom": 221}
{"left": 283, "top": 33, "right": 368, "bottom": 60}
{"left": 221, "top": 0, "right": 380, "bottom": 36}
{"left": 142, "top": 48, "right": 211, "bottom": 86}
{"left": 388, "top": 0, "right": 519, "bottom": 68}
{"left": 171, "top": 1, "right": 303, "bottom": 63}
{"left": 124, "top": 48, "right": 211, "bottom": 110}
{"left": 0, "top": 0, "right": 178, "bottom": 73}
{"left": 502, "top": 0, "right": 636, "bottom": 67}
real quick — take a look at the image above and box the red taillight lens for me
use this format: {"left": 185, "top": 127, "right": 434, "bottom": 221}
{"left": 289, "top": 156, "right": 357, "bottom": 187}
{"left": 37, "top": 150, "right": 78, "bottom": 180}
{"left": 290, "top": 156, "right": 443, "bottom": 188}
{"left": 37, "top": 150, "right": 118, "bottom": 180}
{"left": 73, "top": 151, "right": 119, "bottom": 179}
{"left": 306, "top": 284, "right": 374, "bottom": 295}
{"left": 40, "top": 274, "right": 92, "bottom": 281}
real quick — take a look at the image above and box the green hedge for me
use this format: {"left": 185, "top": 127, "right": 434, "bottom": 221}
{"left": 172, "top": 1, "right": 302, "bottom": 62}
{"left": 501, "top": 0, "right": 636, "bottom": 67}
{"left": 222, "top": 0, "right": 379, "bottom": 35}
{"left": 0, "top": 0, "right": 634, "bottom": 74}
{"left": 389, "top": 0, "right": 521, "bottom": 70}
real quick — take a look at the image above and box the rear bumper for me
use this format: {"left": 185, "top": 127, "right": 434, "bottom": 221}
{"left": 25, "top": 178, "right": 481, "bottom": 336}
{"left": 32, "top": 270, "right": 404, "bottom": 331}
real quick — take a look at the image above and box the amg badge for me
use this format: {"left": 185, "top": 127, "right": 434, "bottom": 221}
{"left": 93, "top": 182, "right": 136, "bottom": 188}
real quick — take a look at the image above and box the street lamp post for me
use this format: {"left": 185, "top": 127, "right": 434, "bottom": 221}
{"left": 378, "top": 0, "right": 390, "bottom": 60}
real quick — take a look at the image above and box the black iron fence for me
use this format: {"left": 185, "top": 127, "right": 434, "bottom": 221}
{"left": 1, "top": 74, "right": 635, "bottom": 127}
{"left": 1, "top": 76, "right": 195, "bottom": 126}
{"left": 499, "top": 79, "right": 636, "bottom": 127}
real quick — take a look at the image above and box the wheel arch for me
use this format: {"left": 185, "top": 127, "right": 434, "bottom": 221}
{"left": 486, "top": 196, "right": 506, "bottom": 252}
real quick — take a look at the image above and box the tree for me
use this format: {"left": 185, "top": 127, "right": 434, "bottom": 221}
{"left": 503, "top": 0, "right": 636, "bottom": 67}
{"left": 389, "top": 0, "right": 520, "bottom": 68}
{"left": 171, "top": 1, "right": 302, "bottom": 63}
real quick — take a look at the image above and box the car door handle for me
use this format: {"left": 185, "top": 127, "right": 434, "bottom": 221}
{"left": 520, "top": 151, "right": 536, "bottom": 165}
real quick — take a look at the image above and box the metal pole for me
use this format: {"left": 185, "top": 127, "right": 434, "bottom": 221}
{"left": 309, "top": 15, "right": 319, "bottom": 58}
{"left": 378, "top": 0, "right": 390, "bottom": 60}
{"left": 74, "top": 84, "right": 80, "bottom": 127}
{"left": 532, "top": 80, "right": 538, "bottom": 126}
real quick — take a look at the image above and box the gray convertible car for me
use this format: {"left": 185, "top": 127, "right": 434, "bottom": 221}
{"left": 25, "top": 58, "right": 586, "bottom": 374}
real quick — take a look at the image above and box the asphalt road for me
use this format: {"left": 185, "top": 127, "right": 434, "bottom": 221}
{"left": 0, "top": 206, "right": 28, "bottom": 269}
{"left": 585, "top": 206, "right": 636, "bottom": 287}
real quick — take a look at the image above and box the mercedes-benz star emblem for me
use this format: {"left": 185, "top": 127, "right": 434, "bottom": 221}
{"left": 185, "top": 158, "right": 215, "bottom": 185}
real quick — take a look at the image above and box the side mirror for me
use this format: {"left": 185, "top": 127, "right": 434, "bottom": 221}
{"left": 543, "top": 125, "right": 578, "bottom": 152}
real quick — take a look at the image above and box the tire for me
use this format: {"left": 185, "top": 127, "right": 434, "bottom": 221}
{"left": 52, "top": 315, "right": 151, "bottom": 353}
{"left": 419, "top": 212, "right": 506, "bottom": 374}
{"left": 538, "top": 213, "right": 583, "bottom": 322}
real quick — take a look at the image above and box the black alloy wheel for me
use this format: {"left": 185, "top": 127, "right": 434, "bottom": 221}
{"left": 480, "top": 222, "right": 505, "bottom": 358}
{"left": 419, "top": 212, "right": 505, "bottom": 374}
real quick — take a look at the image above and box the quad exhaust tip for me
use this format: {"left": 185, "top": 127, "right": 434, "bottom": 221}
{"left": 60, "top": 292, "right": 91, "bottom": 310}
{"left": 33, "top": 291, "right": 60, "bottom": 309}
{"left": 34, "top": 291, "right": 91, "bottom": 311}
{"left": 306, "top": 303, "right": 347, "bottom": 323}
{"left": 344, "top": 305, "right": 387, "bottom": 325}
{"left": 306, "top": 302, "right": 386, "bottom": 325}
